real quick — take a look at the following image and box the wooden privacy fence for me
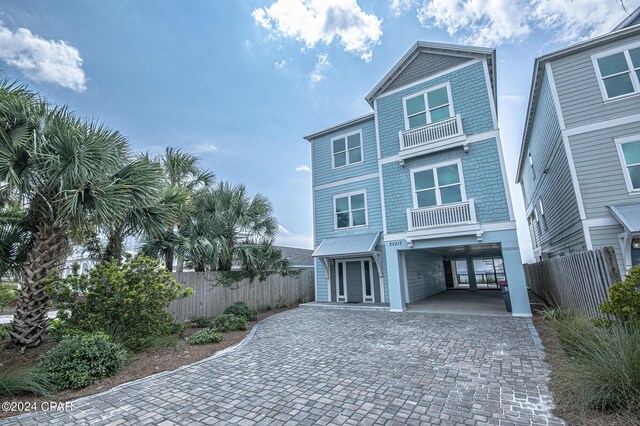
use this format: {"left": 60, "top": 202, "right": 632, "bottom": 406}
{"left": 168, "top": 270, "right": 315, "bottom": 321}
{"left": 524, "top": 246, "right": 622, "bottom": 316}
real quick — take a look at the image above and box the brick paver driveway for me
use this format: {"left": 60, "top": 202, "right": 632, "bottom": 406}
{"left": 3, "top": 308, "right": 564, "bottom": 425}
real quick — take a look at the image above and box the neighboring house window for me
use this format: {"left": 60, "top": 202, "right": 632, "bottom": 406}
{"left": 528, "top": 150, "right": 536, "bottom": 179}
{"left": 411, "top": 161, "right": 465, "bottom": 208}
{"left": 528, "top": 210, "right": 541, "bottom": 248}
{"left": 334, "top": 191, "right": 367, "bottom": 229}
{"left": 593, "top": 45, "right": 640, "bottom": 100}
{"left": 615, "top": 137, "right": 640, "bottom": 192}
{"left": 332, "top": 131, "right": 362, "bottom": 168}
{"left": 404, "top": 84, "right": 453, "bottom": 129}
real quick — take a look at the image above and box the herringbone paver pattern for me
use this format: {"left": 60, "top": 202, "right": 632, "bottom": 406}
{"left": 2, "top": 308, "right": 564, "bottom": 425}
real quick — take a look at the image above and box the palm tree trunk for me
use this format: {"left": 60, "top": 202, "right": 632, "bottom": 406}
{"left": 10, "top": 222, "right": 67, "bottom": 348}
{"left": 104, "top": 228, "right": 125, "bottom": 264}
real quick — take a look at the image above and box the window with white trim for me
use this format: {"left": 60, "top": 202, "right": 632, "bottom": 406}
{"left": 594, "top": 46, "right": 640, "bottom": 100}
{"left": 617, "top": 139, "right": 640, "bottom": 191}
{"left": 412, "top": 162, "right": 464, "bottom": 208}
{"left": 332, "top": 131, "right": 362, "bottom": 168}
{"left": 334, "top": 191, "right": 367, "bottom": 229}
{"left": 404, "top": 84, "right": 452, "bottom": 129}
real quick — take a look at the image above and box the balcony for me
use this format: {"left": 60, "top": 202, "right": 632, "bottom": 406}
{"left": 406, "top": 200, "right": 481, "bottom": 240}
{"left": 398, "top": 114, "right": 466, "bottom": 162}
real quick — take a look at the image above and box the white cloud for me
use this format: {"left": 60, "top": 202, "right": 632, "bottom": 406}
{"left": 252, "top": 0, "right": 383, "bottom": 62}
{"left": 192, "top": 144, "right": 220, "bottom": 153}
{"left": 404, "top": 0, "right": 637, "bottom": 46}
{"left": 310, "top": 53, "right": 330, "bottom": 84}
{"left": 295, "top": 164, "right": 311, "bottom": 172}
{"left": 278, "top": 224, "right": 292, "bottom": 235}
{"left": 499, "top": 94, "right": 526, "bottom": 104}
{"left": 274, "top": 59, "right": 287, "bottom": 69}
{"left": 0, "top": 21, "right": 86, "bottom": 91}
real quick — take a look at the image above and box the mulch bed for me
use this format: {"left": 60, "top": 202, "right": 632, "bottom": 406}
{"left": 0, "top": 305, "right": 297, "bottom": 419}
{"left": 529, "top": 292, "right": 637, "bottom": 426}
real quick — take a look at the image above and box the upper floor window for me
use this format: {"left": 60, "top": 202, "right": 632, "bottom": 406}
{"left": 332, "top": 131, "right": 362, "bottom": 169}
{"left": 593, "top": 45, "right": 640, "bottom": 100}
{"left": 334, "top": 190, "right": 367, "bottom": 229}
{"left": 615, "top": 136, "right": 640, "bottom": 192}
{"left": 403, "top": 84, "right": 453, "bottom": 130}
{"left": 411, "top": 161, "right": 465, "bottom": 208}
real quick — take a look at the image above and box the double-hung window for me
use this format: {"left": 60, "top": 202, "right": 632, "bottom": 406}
{"left": 412, "top": 161, "right": 464, "bottom": 208}
{"left": 594, "top": 45, "right": 640, "bottom": 100}
{"left": 615, "top": 136, "right": 640, "bottom": 192}
{"left": 334, "top": 191, "right": 367, "bottom": 229}
{"left": 404, "top": 84, "right": 453, "bottom": 129}
{"left": 332, "top": 131, "right": 362, "bottom": 168}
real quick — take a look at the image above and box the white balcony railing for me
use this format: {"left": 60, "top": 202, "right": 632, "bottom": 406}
{"left": 400, "top": 114, "right": 463, "bottom": 151}
{"left": 407, "top": 200, "right": 477, "bottom": 230}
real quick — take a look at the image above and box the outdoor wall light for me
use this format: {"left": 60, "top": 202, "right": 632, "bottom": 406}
{"left": 632, "top": 238, "right": 640, "bottom": 250}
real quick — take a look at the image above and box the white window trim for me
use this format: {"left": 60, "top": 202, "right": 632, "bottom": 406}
{"left": 592, "top": 41, "right": 640, "bottom": 102}
{"left": 333, "top": 189, "right": 369, "bottom": 230}
{"left": 615, "top": 134, "right": 640, "bottom": 194}
{"left": 409, "top": 159, "right": 467, "bottom": 209}
{"left": 539, "top": 200, "right": 544, "bottom": 216}
{"left": 331, "top": 129, "right": 364, "bottom": 170}
{"left": 334, "top": 258, "right": 375, "bottom": 303}
{"left": 402, "top": 82, "right": 455, "bottom": 131}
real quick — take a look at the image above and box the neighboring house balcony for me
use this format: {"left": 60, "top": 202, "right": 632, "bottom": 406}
{"left": 405, "top": 199, "right": 481, "bottom": 243}
{"left": 398, "top": 114, "right": 466, "bottom": 163}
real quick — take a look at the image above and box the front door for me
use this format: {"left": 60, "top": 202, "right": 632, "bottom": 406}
{"left": 346, "top": 261, "right": 363, "bottom": 303}
{"left": 335, "top": 259, "right": 375, "bottom": 303}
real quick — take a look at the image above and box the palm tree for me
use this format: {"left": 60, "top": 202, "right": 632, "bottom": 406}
{"left": 145, "top": 147, "right": 214, "bottom": 271}
{"left": 0, "top": 81, "right": 135, "bottom": 347}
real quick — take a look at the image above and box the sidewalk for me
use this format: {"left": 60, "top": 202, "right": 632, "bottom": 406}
{"left": 0, "top": 310, "right": 58, "bottom": 324}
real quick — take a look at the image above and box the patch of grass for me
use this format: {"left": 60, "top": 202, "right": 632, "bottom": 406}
{"left": 0, "top": 368, "right": 55, "bottom": 398}
{"left": 186, "top": 328, "right": 223, "bottom": 345}
{"left": 549, "top": 315, "right": 640, "bottom": 414}
{"left": 540, "top": 307, "right": 574, "bottom": 322}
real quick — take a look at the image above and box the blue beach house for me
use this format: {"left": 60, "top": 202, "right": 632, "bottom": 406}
{"left": 304, "top": 42, "right": 531, "bottom": 316}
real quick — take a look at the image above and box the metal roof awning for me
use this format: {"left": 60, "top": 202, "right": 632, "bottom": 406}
{"left": 312, "top": 232, "right": 381, "bottom": 258}
{"left": 609, "top": 203, "right": 640, "bottom": 233}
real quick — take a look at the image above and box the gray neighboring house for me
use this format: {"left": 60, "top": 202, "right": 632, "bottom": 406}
{"left": 516, "top": 7, "right": 640, "bottom": 273}
{"left": 276, "top": 246, "right": 314, "bottom": 270}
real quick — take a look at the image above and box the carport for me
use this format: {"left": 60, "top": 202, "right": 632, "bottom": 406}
{"left": 400, "top": 242, "right": 511, "bottom": 315}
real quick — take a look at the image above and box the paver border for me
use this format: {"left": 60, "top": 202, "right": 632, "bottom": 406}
{"left": 4, "top": 311, "right": 289, "bottom": 422}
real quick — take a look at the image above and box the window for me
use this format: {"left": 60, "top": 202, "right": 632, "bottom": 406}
{"left": 594, "top": 45, "right": 640, "bottom": 100}
{"left": 403, "top": 84, "right": 453, "bottom": 129}
{"left": 332, "top": 131, "right": 362, "bottom": 168}
{"left": 616, "top": 137, "right": 640, "bottom": 192}
{"left": 334, "top": 191, "right": 367, "bottom": 229}
{"left": 412, "top": 161, "right": 465, "bottom": 208}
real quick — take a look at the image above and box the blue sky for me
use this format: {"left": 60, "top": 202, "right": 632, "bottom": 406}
{"left": 1, "top": 0, "right": 638, "bottom": 259}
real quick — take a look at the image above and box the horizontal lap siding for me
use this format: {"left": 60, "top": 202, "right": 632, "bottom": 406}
{"left": 569, "top": 121, "right": 640, "bottom": 218}
{"left": 588, "top": 225, "right": 626, "bottom": 274}
{"left": 383, "top": 139, "right": 510, "bottom": 234}
{"left": 551, "top": 34, "right": 640, "bottom": 128}
{"left": 313, "top": 177, "right": 383, "bottom": 243}
{"left": 312, "top": 118, "right": 377, "bottom": 186}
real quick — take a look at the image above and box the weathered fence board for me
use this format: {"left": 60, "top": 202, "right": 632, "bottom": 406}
{"left": 168, "top": 270, "right": 315, "bottom": 321}
{"left": 524, "top": 247, "right": 621, "bottom": 316}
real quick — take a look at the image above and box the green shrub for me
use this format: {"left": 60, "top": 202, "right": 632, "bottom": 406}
{"left": 255, "top": 304, "right": 271, "bottom": 313}
{"left": 212, "top": 314, "right": 248, "bottom": 332}
{"left": 0, "top": 368, "right": 55, "bottom": 397}
{"left": 223, "top": 301, "right": 258, "bottom": 322}
{"left": 186, "top": 328, "right": 223, "bottom": 345}
{"left": 550, "top": 315, "right": 640, "bottom": 412}
{"left": 190, "top": 316, "right": 215, "bottom": 328}
{"left": 299, "top": 296, "right": 311, "bottom": 304}
{"left": 37, "top": 333, "right": 128, "bottom": 391}
{"left": 0, "top": 282, "right": 17, "bottom": 311}
{"left": 0, "top": 324, "right": 9, "bottom": 341}
{"left": 275, "top": 298, "right": 289, "bottom": 309}
{"left": 601, "top": 266, "right": 640, "bottom": 326}
{"left": 46, "top": 256, "right": 193, "bottom": 351}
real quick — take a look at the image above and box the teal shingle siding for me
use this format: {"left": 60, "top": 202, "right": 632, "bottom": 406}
{"left": 312, "top": 118, "right": 377, "bottom": 187}
{"left": 376, "top": 61, "right": 494, "bottom": 159}
{"left": 382, "top": 139, "right": 510, "bottom": 234}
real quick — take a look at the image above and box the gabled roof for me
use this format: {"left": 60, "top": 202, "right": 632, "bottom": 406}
{"left": 276, "top": 246, "right": 314, "bottom": 267}
{"left": 613, "top": 6, "right": 640, "bottom": 31}
{"left": 365, "top": 41, "right": 497, "bottom": 107}
{"left": 516, "top": 22, "right": 640, "bottom": 183}
{"left": 303, "top": 112, "right": 374, "bottom": 142}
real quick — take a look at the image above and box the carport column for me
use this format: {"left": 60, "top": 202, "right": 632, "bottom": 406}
{"left": 465, "top": 257, "right": 477, "bottom": 290}
{"left": 501, "top": 237, "right": 532, "bottom": 316}
{"left": 385, "top": 241, "right": 406, "bottom": 311}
